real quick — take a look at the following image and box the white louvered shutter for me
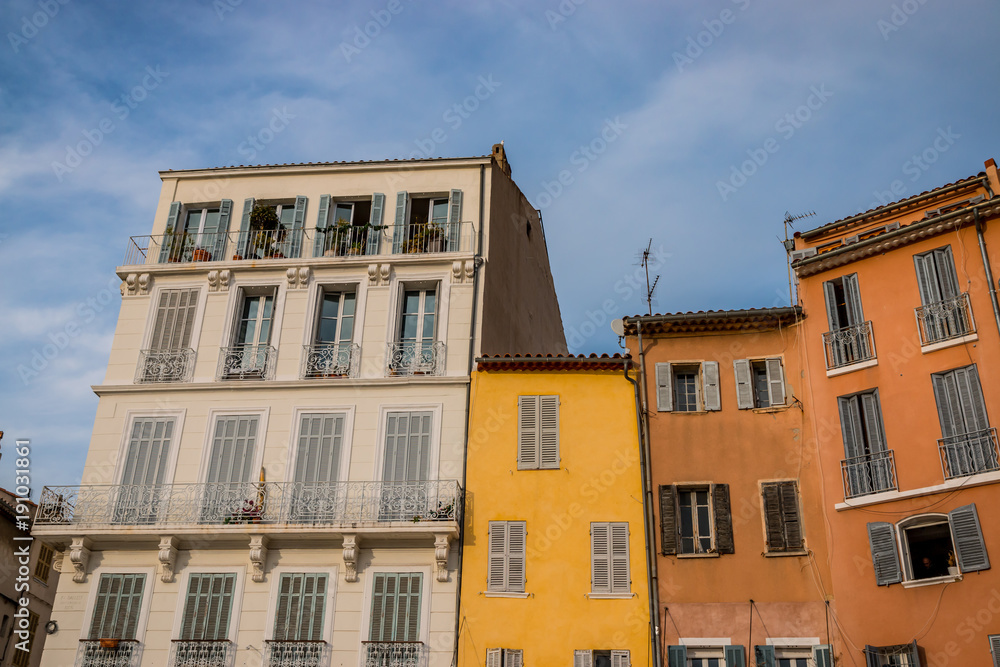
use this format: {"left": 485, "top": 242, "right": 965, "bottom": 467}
{"left": 539, "top": 395, "right": 559, "bottom": 468}
{"left": 655, "top": 363, "right": 672, "bottom": 411}
{"left": 507, "top": 522, "right": 526, "bottom": 592}
{"left": 611, "top": 650, "right": 630, "bottom": 667}
{"left": 486, "top": 649, "right": 502, "bottom": 667}
{"left": 765, "top": 358, "right": 786, "bottom": 406}
{"left": 488, "top": 521, "right": 508, "bottom": 591}
{"left": 505, "top": 649, "right": 523, "bottom": 667}
{"left": 591, "top": 523, "right": 610, "bottom": 593}
{"left": 517, "top": 396, "right": 539, "bottom": 469}
{"left": 575, "top": 650, "right": 594, "bottom": 667}
{"left": 610, "top": 523, "right": 630, "bottom": 593}
{"left": 733, "top": 360, "right": 753, "bottom": 409}
{"left": 702, "top": 361, "right": 721, "bottom": 411}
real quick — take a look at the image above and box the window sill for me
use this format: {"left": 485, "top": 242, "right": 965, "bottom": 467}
{"left": 751, "top": 405, "right": 790, "bottom": 414}
{"left": 484, "top": 591, "right": 529, "bottom": 598}
{"left": 901, "top": 573, "right": 962, "bottom": 588}
{"left": 587, "top": 592, "right": 634, "bottom": 599}
{"left": 662, "top": 410, "right": 710, "bottom": 415}
{"left": 825, "top": 358, "right": 878, "bottom": 377}
{"left": 835, "top": 468, "right": 1000, "bottom": 510}
{"left": 920, "top": 333, "right": 978, "bottom": 354}
{"left": 762, "top": 550, "right": 809, "bottom": 558}
{"left": 676, "top": 552, "right": 720, "bottom": 559}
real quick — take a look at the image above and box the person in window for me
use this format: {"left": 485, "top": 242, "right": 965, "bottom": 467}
{"left": 916, "top": 555, "right": 948, "bottom": 579}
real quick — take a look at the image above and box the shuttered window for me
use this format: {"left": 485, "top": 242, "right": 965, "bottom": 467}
{"left": 574, "top": 650, "right": 629, "bottom": 667}
{"left": 656, "top": 363, "right": 720, "bottom": 411}
{"left": 866, "top": 521, "right": 903, "bottom": 586}
{"left": 34, "top": 543, "right": 54, "bottom": 583}
{"left": 761, "top": 481, "right": 804, "bottom": 552}
{"left": 149, "top": 289, "right": 199, "bottom": 350}
{"left": 89, "top": 573, "right": 146, "bottom": 639}
{"left": 813, "top": 645, "right": 833, "bottom": 667}
{"left": 517, "top": 395, "right": 559, "bottom": 469}
{"left": 735, "top": 358, "right": 786, "bottom": 408}
{"left": 932, "top": 365, "right": 994, "bottom": 477}
{"left": 487, "top": 521, "right": 526, "bottom": 593}
{"left": 10, "top": 612, "right": 37, "bottom": 667}
{"left": 273, "top": 573, "right": 327, "bottom": 641}
{"left": 864, "top": 642, "right": 920, "bottom": 666}
{"left": 724, "top": 645, "right": 745, "bottom": 667}
{"left": 180, "top": 573, "right": 236, "bottom": 640}
{"left": 914, "top": 246, "right": 960, "bottom": 306}
{"left": 661, "top": 484, "right": 734, "bottom": 556}
{"left": 486, "top": 649, "right": 523, "bottom": 667}
{"left": 590, "top": 522, "right": 629, "bottom": 594}
{"left": 369, "top": 573, "right": 422, "bottom": 642}
{"left": 294, "top": 414, "right": 345, "bottom": 484}
{"left": 823, "top": 273, "right": 864, "bottom": 331}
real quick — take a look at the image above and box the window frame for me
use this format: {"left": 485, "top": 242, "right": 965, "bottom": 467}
{"left": 373, "top": 404, "right": 442, "bottom": 484}
{"left": 517, "top": 394, "right": 560, "bottom": 470}
{"left": 80, "top": 566, "right": 156, "bottom": 644}
{"left": 896, "top": 513, "right": 960, "bottom": 584}
{"left": 222, "top": 280, "right": 286, "bottom": 354}
{"left": 141, "top": 283, "right": 207, "bottom": 355}
{"left": 359, "top": 565, "right": 432, "bottom": 648}
{"left": 196, "top": 408, "right": 269, "bottom": 486}
{"left": 589, "top": 521, "right": 630, "bottom": 596}
{"left": 655, "top": 362, "right": 721, "bottom": 412}
{"left": 660, "top": 483, "right": 734, "bottom": 557}
{"left": 285, "top": 407, "right": 355, "bottom": 486}
{"left": 487, "top": 520, "right": 527, "bottom": 595}
{"left": 263, "top": 566, "right": 338, "bottom": 643}
{"left": 112, "top": 409, "right": 186, "bottom": 491}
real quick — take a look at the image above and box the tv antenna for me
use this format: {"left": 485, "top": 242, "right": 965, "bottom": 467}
{"left": 781, "top": 210, "right": 815, "bottom": 306}
{"left": 640, "top": 239, "right": 660, "bottom": 316}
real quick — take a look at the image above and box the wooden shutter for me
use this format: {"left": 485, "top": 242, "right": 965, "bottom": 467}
{"left": 956, "top": 366, "right": 990, "bottom": 431}
{"left": 838, "top": 395, "right": 864, "bottom": 459}
{"left": 725, "top": 645, "right": 745, "bottom": 667}
{"left": 517, "top": 396, "right": 539, "bottom": 469}
{"left": 508, "top": 522, "right": 526, "bottom": 592}
{"left": 181, "top": 573, "right": 235, "bottom": 640}
{"left": 574, "top": 650, "right": 593, "bottom": 667}
{"left": 539, "top": 395, "right": 559, "bottom": 469}
{"left": 779, "top": 482, "right": 803, "bottom": 549}
{"left": 273, "top": 573, "right": 327, "bottom": 641}
{"left": 913, "top": 251, "right": 942, "bottom": 306}
{"left": 506, "top": 649, "right": 524, "bottom": 667}
{"left": 659, "top": 485, "right": 678, "bottom": 555}
{"left": 655, "top": 363, "right": 672, "bottom": 412}
{"left": 290, "top": 195, "right": 308, "bottom": 257}
{"left": 149, "top": 288, "right": 199, "bottom": 350}
{"left": 932, "top": 371, "right": 963, "bottom": 439}
{"left": 864, "top": 646, "right": 880, "bottom": 667}
{"left": 610, "top": 522, "right": 630, "bottom": 593}
{"left": 402, "top": 574, "right": 421, "bottom": 641}
{"left": 486, "top": 649, "right": 502, "bottom": 667}
{"left": 949, "top": 503, "right": 990, "bottom": 572}
{"left": 860, "top": 391, "right": 887, "bottom": 453}
{"left": 702, "top": 361, "right": 721, "bottom": 411}
{"left": 368, "top": 193, "right": 385, "bottom": 255}
{"left": 591, "top": 523, "right": 611, "bottom": 593}
{"left": 754, "top": 645, "right": 775, "bottom": 667}
{"left": 666, "top": 646, "right": 686, "bottom": 667}
{"left": 822, "top": 280, "right": 840, "bottom": 330}
{"left": 765, "top": 358, "right": 785, "bottom": 406}
{"left": 294, "top": 414, "right": 345, "bottom": 484}
{"left": 212, "top": 199, "right": 233, "bottom": 259}
{"left": 843, "top": 273, "right": 865, "bottom": 325}
{"left": 392, "top": 191, "right": 408, "bottom": 253}
{"left": 487, "top": 521, "right": 508, "bottom": 591}
{"left": 867, "top": 522, "right": 902, "bottom": 586}
{"left": 89, "top": 573, "right": 145, "bottom": 640}
{"left": 369, "top": 572, "right": 422, "bottom": 642}
{"left": 313, "top": 194, "right": 331, "bottom": 257}
{"left": 935, "top": 246, "right": 961, "bottom": 300}
{"left": 813, "top": 645, "right": 833, "bottom": 667}
{"left": 990, "top": 635, "right": 1000, "bottom": 667}
{"left": 447, "top": 188, "right": 463, "bottom": 251}
{"left": 237, "top": 197, "right": 255, "bottom": 257}
{"left": 369, "top": 573, "right": 388, "bottom": 640}
{"left": 611, "top": 650, "right": 630, "bottom": 667}
{"left": 761, "top": 483, "right": 785, "bottom": 551}
{"left": 207, "top": 416, "right": 258, "bottom": 485}
{"left": 734, "top": 360, "right": 753, "bottom": 409}
{"left": 158, "top": 201, "right": 182, "bottom": 262}
{"left": 713, "top": 484, "right": 734, "bottom": 554}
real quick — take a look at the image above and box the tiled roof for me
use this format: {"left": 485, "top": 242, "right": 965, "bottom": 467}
{"left": 623, "top": 307, "right": 802, "bottom": 335}
{"left": 162, "top": 155, "right": 492, "bottom": 174}
{"left": 476, "top": 353, "right": 632, "bottom": 371}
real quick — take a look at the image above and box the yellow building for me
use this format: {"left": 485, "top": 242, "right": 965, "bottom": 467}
{"left": 458, "top": 354, "right": 653, "bottom": 667}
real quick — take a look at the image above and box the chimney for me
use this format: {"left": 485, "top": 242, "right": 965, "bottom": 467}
{"left": 492, "top": 142, "right": 511, "bottom": 177}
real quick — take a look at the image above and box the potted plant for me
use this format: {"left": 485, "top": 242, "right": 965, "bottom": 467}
{"left": 424, "top": 223, "right": 445, "bottom": 252}
{"left": 191, "top": 247, "right": 212, "bottom": 262}
{"left": 162, "top": 226, "right": 191, "bottom": 262}
{"left": 322, "top": 219, "right": 353, "bottom": 256}
{"left": 248, "top": 203, "right": 283, "bottom": 258}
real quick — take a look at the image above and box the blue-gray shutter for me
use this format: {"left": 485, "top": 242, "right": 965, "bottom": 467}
{"left": 754, "top": 645, "right": 775, "bottom": 667}
{"left": 990, "top": 635, "right": 1000, "bottom": 667}
{"left": 159, "top": 201, "right": 182, "bottom": 262}
{"left": 702, "top": 361, "right": 721, "bottom": 411}
{"left": 813, "top": 645, "right": 832, "bottom": 667}
{"left": 838, "top": 395, "right": 864, "bottom": 459}
{"left": 725, "top": 645, "right": 746, "bottom": 667}
{"left": 913, "top": 251, "right": 941, "bottom": 307}
{"left": 666, "top": 646, "right": 686, "bottom": 667}
{"left": 273, "top": 573, "right": 327, "bottom": 641}
{"left": 935, "top": 246, "right": 960, "bottom": 300}
{"left": 907, "top": 641, "right": 921, "bottom": 667}
{"left": 765, "top": 358, "right": 785, "bottom": 406}
{"left": 867, "top": 521, "right": 902, "bottom": 585}
{"left": 447, "top": 188, "right": 463, "bottom": 251}
{"left": 864, "top": 646, "right": 879, "bottom": 667}
{"left": 368, "top": 193, "right": 386, "bottom": 255}
{"left": 949, "top": 503, "right": 990, "bottom": 572}
{"left": 823, "top": 280, "right": 840, "bottom": 330}
{"left": 655, "top": 363, "right": 672, "bottom": 412}
{"left": 290, "top": 195, "right": 307, "bottom": 257}
{"left": 90, "top": 573, "right": 145, "bottom": 639}
{"left": 861, "top": 390, "right": 887, "bottom": 453}
{"left": 313, "top": 194, "right": 331, "bottom": 257}
{"left": 392, "top": 191, "right": 408, "bottom": 253}
{"left": 734, "top": 360, "right": 753, "bottom": 409}
{"left": 844, "top": 273, "right": 864, "bottom": 325}
{"left": 211, "top": 199, "right": 233, "bottom": 260}
{"left": 237, "top": 197, "right": 255, "bottom": 259}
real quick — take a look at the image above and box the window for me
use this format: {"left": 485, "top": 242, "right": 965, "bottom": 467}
{"left": 34, "top": 543, "right": 54, "bottom": 583}
{"left": 202, "top": 415, "right": 259, "bottom": 522}
{"left": 486, "top": 649, "right": 523, "bottom": 667}
{"left": 180, "top": 573, "right": 236, "bottom": 640}
{"left": 488, "top": 521, "right": 526, "bottom": 593}
{"left": 220, "top": 288, "right": 276, "bottom": 379}
{"left": 90, "top": 573, "right": 146, "bottom": 639}
{"left": 236, "top": 197, "right": 307, "bottom": 260}
{"left": 655, "top": 362, "right": 721, "bottom": 412}
{"left": 314, "top": 194, "right": 383, "bottom": 257}
{"left": 863, "top": 642, "right": 920, "bottom": 666}
{"left": 391, "top": 189, "right": 464, "bottom": 253}
{"left": 303, "top": 290, "right": 357, "bottom": 378}
{"left": 138, "top": 288, "right": 199, "bottom": 383}
{"left": 160, "top": 200, "right": 233, "bottom": 263}
{"left": 914, "top": 245, "right": 972, "bottom": 344}
{"left": 823, "top": 273, "right": 864, "bottom": 332}
{"left": 761, "top": 481, "right": 804, "bottom": 553}
{"left": 659, "top": 484, "right": 734, "bottom": 556}
{"left": 517, "top": 395, "right": 559, "bottom": 469}
{"left": 822, "top": 273, "right": 874, "bottom": 368}
{"left": 590, "top": 522, "right": 629, "bottom": 595}
{"left": 666, "top": 646, "right": 745, "bottom": 667}
{"left": 574, "top": 649, "right": 630, "bottom": 667}
{"left": 272, "top": 573, "right": 327, "bottom": 641}
{"left": 116, "top": 417, "right": 175, "bottom": 524}
{"left": 867, "top": 504, "right": 989, "bottom": 586}
{"left": 10, "top": 611, "right": 38, "bottom": 667}
{"left": 734, "top": 358, "right": 786, "bottom": 408}
{"left": 289, "top": 414, "right": 346, "bottom": 523}
{"left": 368, "top": 573, "right": 422, "bottom": 642}
{"left": 932, "top": 365, "right": 996, "bottom": 478}
{"left": 388, "top": 287, "right": 442, "bottom": 375}
{"left": 754, "top": 646, "right": 831, "bottom": 667}
{"left": 838, "top": 389, "right": 895, "bottom": 498}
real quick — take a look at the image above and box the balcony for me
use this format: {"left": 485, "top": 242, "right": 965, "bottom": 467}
{"left": 301, "top": 343, "right": 361, "bottom": 379}
{"left": 386, "top": 341, "right": 446, "bottom": 376}
{"left": 915, "top": 293, "right": 975, "bottom": 346}
{"left": 217, "top": 345, "right": 277, "bottom": 380}
{"left": 841, "top": 450, "right": 897, "bottom": 499}
{"left": 938, "top": 428, "right": 1000, "bottom": 480}
{"left": 170, "top": 641, "right": 233, "bottom": 667}
{"left": 264, "top": 642, "right": 329, "bottom": 667}
{"left": 822, "top": 321, "right": 876, "bottom": 371}
{"left": 76, "top": 640, "right": 141, "bottom": 667}
{"left": 135, "top": 348, "right": 196, "bottom": 383}
{"left": 363, "top": 642, "right": 425, "bottom": 667}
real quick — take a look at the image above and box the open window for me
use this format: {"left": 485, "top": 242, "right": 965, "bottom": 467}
{"left": 822, "top": 273, "right": 875, "bottom": 369}
{"left": 314, "top": 194, "right": 384, "bottom": 257}
{"left": 574, "top": 649, "right": 630, "bottom": 667}
{"left": 391, "top": 190, "right": 464, "bottom": 253}
{"left": 659, "top": 484, "right": 734, "bottom": 556}
{"left": 734, "top": 358, "right": 786, "bottom": 408}
{"left": 159, "top": 200, "right": 233, "bottom": 263}
{"left": 388, "top": 284, "right": 443, "bottom": 375}
{"left": 303, "top": 288, "right": 358, "bottom": 378}
{"left": 655, "top": 362, "right": 721, "bottom": 412}
{"left": 234, "top": 197, "right": 307, "bottom": 260}
{"left": 220, "top": 287, "right": 277, "bottom": 380}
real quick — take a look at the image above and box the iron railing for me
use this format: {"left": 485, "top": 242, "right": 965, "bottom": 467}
{"left": 386, "top": 341, "right": 446, "bottom": 376}
{"left": 76, "top": 640, "right": 141, "bottom": 667}
{"left": 387, "top": 222, "right": 471, "bottom": 255}
{"left": 314, "top": 225, "right": 381, "bottom": 257}
{"left": 170, "top": 641, "right": 233, "bottom": 667}
{"left": 823, "top": 321, "right": 876, "bottom": 370}
{"left": 264, "top": 642, "right": 329, "bottom": 667}
{"left": 301, "top": 343, "right": 361, "bottom": 378}
{"left": 939, "top": 427, "right": 1000, "bottom": 479}
{"left": 841, "top": 450, "right": 897, "bottom": 499}
{"left": 35, "top": 480, "right": 462, "bottom": 528}
{"left": 915, "top": 293, "right": 975, "bottom": 346}
{"left": 217, "top": 345, "right": 277, "bottom": 380}
{"left": 363, "top": 642, "right": 425, "bottom": 667}
{"left": 135, "top": 348, "right": 196, "bottom": 383}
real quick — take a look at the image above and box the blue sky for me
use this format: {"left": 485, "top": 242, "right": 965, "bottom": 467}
{"left": 2, "top": 0, "right": 1000, "bottom": 493}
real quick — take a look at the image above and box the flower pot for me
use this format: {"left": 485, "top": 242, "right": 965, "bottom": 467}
{"left": 100, "top": 639, "right": 119, "bottom": 649}
{"left": 192, "top": 248, "right": 212, "bottom": 262}
{"left": 232, "top": 254, "right": 244, "bottom": 261}
{"left": 947, "top": 566, "right": 959, "bottom": 576}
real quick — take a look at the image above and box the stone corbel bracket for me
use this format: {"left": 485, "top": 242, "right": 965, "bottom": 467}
{"left": 343, "top": 534, "right": 360, "bottom": 583}
{"left": 69, "top": 537, "right": 92, "bottom": 583}
{"left": 122, "top": 273, "right": 152, "bottom": 297}
{"left": 158, "top": 536, "right": 179, "bottom": 583}
{"left": 207, "top": 269, "right": 232, "bottom": 292}
{"left": 434, "top": 534, "right": 452, "bottom": 582}
{"left": 285, "top": 267, "right": 311, "bottom": 290}
{"left": 249, "top": 535, "right": 269, "bottom": 583}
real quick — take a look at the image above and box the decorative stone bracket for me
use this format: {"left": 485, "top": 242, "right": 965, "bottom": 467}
{"left": 343, "top": 534, "right": 360, "bottom": 583}
{"left": 249, "top": 535, "right": 269, "bottom": 583}
{"left": 122, "top": 273, "right": 151, "bottom": 297}
{"left": 450, "top": 260, "right": 478, "bottom": 284}
{"left": 207, "top": 270, "right": 232, "bottom": 292}
{"left": 285, "top": 267, "right": 311, "bottom": 289}
{"left": 367, "top": 264, "right": 392, "bottom": 287}
{"left": 158, "top": 536, "right": 179, "bottom": 583}
{"left": 69, "top": 537, "right": 92, "bottom": 583}
{"left": 434, "top": 534, "right": 452, "bottom": 582}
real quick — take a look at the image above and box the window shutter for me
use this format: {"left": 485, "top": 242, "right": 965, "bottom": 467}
{"left": 949, "top": 503, "right": 990, "bottom": 572}
{"left": 655, "top": 363, "right": 672, "bottom": 412}
{"left": 274, "top": 573, "right": 326, "bottom": 641}
{"left": 89, "top": 572, "right": 144, "bottom": 639}
{"left": 955, "top": 365, "right": 990, "bottom": 432}
{"left": 89, "top": 574, "right": 113, "bottom": 638}
{"left": 539, "top": 395, "right": 560, "bottom": 469}
{"left": 761, "top": 483, "right": 785, "bottom": 551}
{"left": 289, "top": 195, "right": 307, "bottom": 257}
{"left": 159, "top": 201, "right": 182, "bottom": 262}
{"left": 765, "top": 358, "right": 785, "bottom": 406}
{"left": 610, "top": 522, "right": 630, "bottom": 593}
{"left": 508, "top": 521, "right": 526, "bottom": 592}
{"left": 734, "top": 360, "right": 753, "bottom": 409}
{"left": 212, "top": 199, "right": 233, "bottom": 259}
{"left": 237, "top": 197, "right": 255, "bottom": 257}
{"left": 181, "top": 573, "right": 235, "bottom": 640}
{"left": 725, "top": 645, "right": 745, "bottom": 667}
{"left": 864, "top": 646, "right": 880, "bottom": 667}
{"left": 932, "top": 371, "right": 963, "bottom": 439}
{"left": 843, "top": 273, "right": 865, "bottom": 325}
{"left": 990, "top": 635, "right": 1000, "bottom": 667}
{"left": 313, "top": 194, "right": 331, "bottom": 257}
{"left": 517, "top": 396, "right": 539, "bottom": 469}
{"left": 368, "top": 193, "right": 385, "bottom": 255}
{"left": 812, "top": 645, "right": 832, "bottom": 667}
{"left": 574, "top": 650, "right": 593, "bottom": 667}
{"left": 667, "top": 646, "right": 687, "bottom": 667}
{"left": 392, "top": 191, "right": 408, "bottom": 253}
{"left": 907, "top": 641, "right": 921, "bottom": 667}
{"left": 935, "top": 246, "right": 961, "bottom": 300}
{"left": 713, "top": 484, "right": 735, "bottom": 554}
{"left": 274, "top": 573, "right": 292, "bottom": 640}
{"left": 754, "top": 645, "right": 775, "bottom": 667}
{"left": 591, "top": 523, "right": 611, "bottom": 593}
{"left": 506, "top": 649, "right": 523, "bottom": 667}
{"left": 860, "top": 391, "right": 887, "bottom": 453}
{"left": 611, "top": 650, "right": 630, "bottom": 667}
{"left": 702, "top": 361, "right": 721, "bottom": 411}
{"left": 486, "top": 649, "right": 502, "bottom": 667}
{"left": 404, "top": 573, "right": 421, "bottom": 642}
{"left": 823, "top": 280, "right": 840, "bottom": 330}
{"left": 150, "top": 289, "right": 200, "bottom": 351}
{"left": 867, "top": 522, "right": 902, "bottom": 585}
{"left": 488, "top": 521, "right": 508, "bottom": 591}
{"left": 838, "top": 395, "right": 865, "bottom": 459}
{"left": 913, "top": 252, "right": 941, "bottom": 306}
{"left": 779, "top": 482, "right": 803, "bottom": 550}
{"left": 659, "top": 485, "right": 678, "bottom": 555}
{"left": 369, "top": 573, "right": 387, "bottom": 640}
{"left": 447, "top": 188, "right": 463, "bottom": 251}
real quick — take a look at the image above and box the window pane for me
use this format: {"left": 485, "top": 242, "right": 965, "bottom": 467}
{"left": 203, "top": 209, "right": 221, "bottom": 232}
{"left": 184, "top": 209, "right": 203, "bottom": 233}
{"left": 431, "top": 200, "right": 448, "bottom": 224}
{"left": 279, "top": 205, "right": 296, "bottom": 229}
{"left": 333, "top": 203, "right": 353, "bottom": 224}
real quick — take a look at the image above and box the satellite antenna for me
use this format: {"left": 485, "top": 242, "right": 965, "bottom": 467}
{"left": 640, "top": 239, "right": 660, "bottom": 316}
{"left": 782, "top": 211, "right": 815, "bottom": 306}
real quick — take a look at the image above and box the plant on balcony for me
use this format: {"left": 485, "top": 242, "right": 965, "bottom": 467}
{"left": 424, "top": 222, "right": 445, "bottom": 252}
{"left": 248, "top": 203, "right": 285, "bottom": 258}
{"left": 162, "top": 226, "right": 192, "bottom": 262}
{"left": 321, "top": 219, "right": 353, "bottom": 256}
{"left": 223, "top": 498, "right": 264, "bottom": 524}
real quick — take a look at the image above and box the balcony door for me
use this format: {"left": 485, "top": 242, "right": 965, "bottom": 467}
{"left": 227, "top": 290, "right": 274, "bottom": 377}
{"left": 838, "top": 391, "right": 892, "bottom": 496}
{"left": 305, "top": 291, "right": 356, "bottom": 377}
{"left": 933, "top": 365, "right": 995, "bottom": 476}
{"left": 114, "top": 418, "right": 174, "bottom": 524}
{"left": 366, "top": 573, "right": 422, "bottom": 666}
{"left": 203, "top": 416, "right": 260, "bottom": 523}
{"left": 290, "top": 414, "right": 346, "bottom": 522}
{"left": 392, "top": 289, "right": 437, "bottom": 374}
{"left": 915, "top": 246, "right": 968, "bottom": 340}
{"left": 381, "top": 412, "right": 431, "bottom": 520}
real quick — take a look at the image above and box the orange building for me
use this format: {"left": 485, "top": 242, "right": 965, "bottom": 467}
{"left": 624, "top": 309, "right": 835, "bottom": 667}
{"left": 790, "top": 159, "right": 1000, "bottom": 666}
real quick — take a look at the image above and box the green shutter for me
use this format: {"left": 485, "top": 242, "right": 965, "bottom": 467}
{"left": 313, "top": 194, "right": 331, "bottom": 257}
{"left": 813, "top": 645, "right": 833, "bottom": 667}
{"left": 754, "top": 645, "right": 775, "bottom": 667}
{"left": 392, "top": 191, "right": 408, "bottom": 253}
{"left": 725, "top": 645, "right": 746, "bottom": 667}
{"left": 368, "top": 193, "right": 385, "bottom": 255}
{"left": 274, "top": 573, "right": 327, "bottom": 641}
{"left": 369, "top": 573, "right": 422, "bottom": 642}
{"left": 290, "top": 195, "right": 308, "bottom": 257}
{"left": 89, "top": 573, "right": 145, "bottom": 640}
{"left": 159, "top": 201, "right": 182, "bottom": 262}
{"left": 447, "top": 189, "right": 463, "bottom": 251}
{"left": 237, "top": 197, "right": 255, "bottom": 259}
{"left": 667, "top": 646, "right": 686, "bottom": 667}
{"left": 734, "top": 360, "right": 753, "bottom": 409}
{"left": 181, "top": 573, "right": 235, "bottom": 640}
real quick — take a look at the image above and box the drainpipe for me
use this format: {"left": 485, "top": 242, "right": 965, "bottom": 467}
{"left": 973, "top": 207, "right": 1000, "bottom": 341}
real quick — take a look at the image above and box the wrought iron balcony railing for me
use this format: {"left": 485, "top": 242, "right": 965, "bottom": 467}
{"left": 387, "top": 222, "right": 471, "bottom": 255}
{"left": 363, "top": 642, "right": 425, "bottom": 667}
{"left": 135, "top": 348, "right": 196, "bottom": 383}
{"left": 76, "top": 640, "right": 141, "bottom": 667}
{"left": 301, "top": 343, "right": 361, "bottom": 378}
{"left": 264, "top": 641, "right": 329, "bottom": 667}
{"left": 35, "top": 480, "right": 462, "bottom": 528}
{"left": 315, "top": 224, "right": 381, "bottom": 257}
{"left": 822, "top": 321, "right": 876, "bottom": 370}
{"left": 939, "top": 427, "right": 1000, "bottom": 480}
{"left": 386, "top": 341, "right": 446, "bottom": 376}
{"left": 170, "top": 641, "right": 233, "bottom": 667}
{"left": 915, "top": 293, "right": 975, "bottom": 346}
{"left": 217, "top": 345, "right": 277, "bottom": 380}
{"left": 841, "top": 450, "right": 897, "bottom": 499}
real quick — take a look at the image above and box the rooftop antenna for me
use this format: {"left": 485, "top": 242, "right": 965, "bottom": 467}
{"left": 782, "top": 210, "right": 815, "bottom": 306}
{"left": 640, "top": 239, "right": 660, "bottom": 316}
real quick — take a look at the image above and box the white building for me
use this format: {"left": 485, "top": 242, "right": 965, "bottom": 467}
{"left": 33, "top": 145, "right": 565, "bottom": 667}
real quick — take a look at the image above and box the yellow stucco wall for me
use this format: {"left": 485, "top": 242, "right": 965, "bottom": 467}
{"left": 458, "top": 366, "right": 651, "bottom": 667}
